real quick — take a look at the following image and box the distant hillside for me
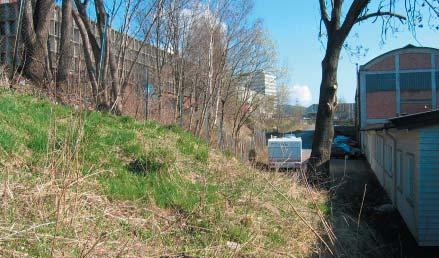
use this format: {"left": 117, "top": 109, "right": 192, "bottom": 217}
{"left": 281, "top": 104, "right": 305, "bottom": 115}
{"left": 0, "top": 88, "right": 328, "bottom": 257}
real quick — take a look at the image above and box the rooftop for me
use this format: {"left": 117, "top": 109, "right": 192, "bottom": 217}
{"left": 362, "top": 109, "right": 439, "bottom": 131}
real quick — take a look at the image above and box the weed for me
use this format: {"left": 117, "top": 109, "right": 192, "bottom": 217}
{"left": 176, "top": 133, "right": 208, "bottom": 163}
{"left": 27, "top": 129, "right": 48, "bottom": 153}
{"left": 0, "top": 129, "right": 15, "bottom": 153}
{"left": 223, "top": 149, "right": 234, "bottom": 158}
{"left": 225, "top": 223, "right": 251, "bottom": 244}
{"left": 0, "top": 89, "right": 335, "bottom": 257}
{"left": 267, "top": 230, "right": 286, "bottom": 246}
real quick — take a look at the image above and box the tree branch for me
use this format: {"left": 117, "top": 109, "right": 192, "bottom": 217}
{"left": 423, "top": 0, "right": 439, "bottom": 17}
{"left": 338, "top": 0, "right": 369, "bottom": 38}
{"left": 331, "top": 0, "right": 343, "bottom": 29}
{"left": 356, "top": 11, "right": 406, "bottom": 24}
{"left": 319, "top": 0, "right": 330, "bottom": 29}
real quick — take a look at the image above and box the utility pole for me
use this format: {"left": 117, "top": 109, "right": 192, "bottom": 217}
{"left": 10, "top": 0, "right": 26, "bottom": 83}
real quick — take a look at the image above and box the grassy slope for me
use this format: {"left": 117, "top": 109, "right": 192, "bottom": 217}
{"left": 0, "top": 89, "right": 326, "bottom": 257}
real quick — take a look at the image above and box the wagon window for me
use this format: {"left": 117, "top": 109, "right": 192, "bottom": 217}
{"left": 384, "top": 143, "right": 393, "bottom": 176}
{"left": 396, "top": 150, "right": 403, "bottom": 192}
{"left": 405, "top": 153, "right": 415, "bottom": 201}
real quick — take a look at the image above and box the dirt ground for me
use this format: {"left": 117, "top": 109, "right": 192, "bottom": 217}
{"left": 330, "top": 158, "right": 439, "bottom": 257}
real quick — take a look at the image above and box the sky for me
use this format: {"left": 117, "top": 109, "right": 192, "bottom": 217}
{"left": 251, "top": 0, "right": 439, "bottom": 106}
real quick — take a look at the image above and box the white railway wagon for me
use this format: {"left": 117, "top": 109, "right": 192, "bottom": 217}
{"left": 268, "top": 136, "right": 302, "bottom": 169}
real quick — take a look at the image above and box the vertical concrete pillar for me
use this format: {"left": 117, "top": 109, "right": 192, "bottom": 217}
{"left": 395, "top": 54, "right": 401, "bottom": 116}
{"left": 360, "top": 72, "right": 367, "bottom": 127}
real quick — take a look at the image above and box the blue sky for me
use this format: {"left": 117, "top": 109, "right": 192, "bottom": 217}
{"left": 251, "top": 0, "right": 439, "bottom": 106}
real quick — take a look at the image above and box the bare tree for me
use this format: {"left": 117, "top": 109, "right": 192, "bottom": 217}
{"left": 57, "top": 0, "right": 73, "bottom": 85}
{"left": 72, "top": 0, "right": 157, "bottom": 113}
{"left": 151, "top": 0, "right": 171, "bottom": 120}
{"left": 275, "top": 84, "right": 290, "bottom": 132}
{"left": 229, "top": 24, "right": 276, "bottom": 149}
{"left": 311, "top": 0, "right": 405, "bottom": 176}
{"left": 21, "top": 0, "right": 55, "bottom": 83}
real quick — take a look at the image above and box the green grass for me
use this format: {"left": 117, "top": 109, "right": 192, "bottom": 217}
{"left": 0, "top": 88, "right": 328, "bottom": 257}
{"left": 0, "top": 88, "right": 211, "bottom": 212}
{"left": 0, "top": 129, "right": 15, "bottom": 153}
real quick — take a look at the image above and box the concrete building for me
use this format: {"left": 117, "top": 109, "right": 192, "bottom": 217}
{"left": 0, "top": 1, "right": 160, "bottom": 86}
{"left": 0, "top": 0, "right": 17, "bottom": 65}
{"left": 249, "top": 71, "right": 277, "bottom": 97}
{"left": 0, "top": 0, "right": 180, "bottom": 119}
{"left": 358, "top": 45, "right": 439, "bottom": 246}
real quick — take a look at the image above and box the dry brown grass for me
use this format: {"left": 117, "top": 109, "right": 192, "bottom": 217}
{"left": 0, "top": 88, "right": 385, "bottom": 257}
{"left": 0, "top": 139, "right": 328, "bottom": 257}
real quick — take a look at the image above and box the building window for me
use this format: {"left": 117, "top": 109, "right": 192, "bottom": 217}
{"left": 55, "top": 22, "right": 60, "bottom": 36}
{"left": 9, "top": 20, "right": 15, "bottom": 34}
{"left": 384, "top": 143, "right": 393, "bottom": 176}
{"left": 406, "top": 153, "right": 415, "bottom": 202}
{"left": 73, "top": 29, "right": 80, "bottom": 43}
{"left": 396, "top": 150, "right": 403, "bottom": 192}
{"left": 49, "top": 37, "right": 57, "bottom": 52}
{"left": 375, "top": 135, "right": 383, "bottom": 166}
{"left": 0, "top": 22, "right": 5, "bottom": 36}
{"left": 374, "top": 135, "right": 378, "bottom": 161}
{"left": 400, "top": 72, "right": 432, "bottom": 114}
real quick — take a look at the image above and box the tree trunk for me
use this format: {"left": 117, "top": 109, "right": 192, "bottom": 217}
{"left": 21, "top": 0, "right": 54, "bottom": 83}
{"left": 310, "top": 38, "right": 342, "bottom": 176}
{"left": 57, "top": 0, "right": 73, "bottom": 84}
{"left": 108, "top": 48, "right": 123, "bottom": 114}
{"left": 217, "top": 99, "right": 225, "bottom": 149}
{"left": 72, "top": 10, "right": 99, "bottom": 99}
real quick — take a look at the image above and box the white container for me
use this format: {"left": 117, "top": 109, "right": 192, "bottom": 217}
{"left": 268, "top": 136, "right": 302, "bottom": 169}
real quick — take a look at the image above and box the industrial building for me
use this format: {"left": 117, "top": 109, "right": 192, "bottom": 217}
{"left": 357, "top": 45, "right": 439, "bottom": 246}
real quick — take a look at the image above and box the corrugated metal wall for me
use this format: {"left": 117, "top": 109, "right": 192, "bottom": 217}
{"left": 365, "top": 73, "right": 396, "bottom": 92}
{"left": 418, "top": 125, "right": 439, "bottom": 246}
{"left": 400, "top": 72, "right": 432, "bottom": 90}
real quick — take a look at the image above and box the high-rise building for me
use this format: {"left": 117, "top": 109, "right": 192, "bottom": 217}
{"left": 249, "top": 71, "right": 277, "bottom": 97}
